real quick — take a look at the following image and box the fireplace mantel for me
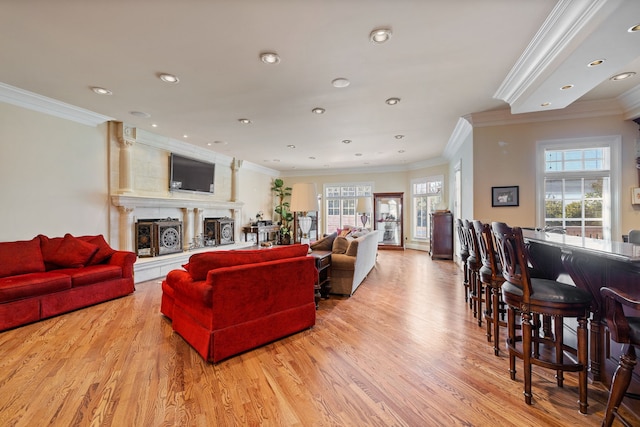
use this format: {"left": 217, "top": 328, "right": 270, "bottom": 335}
{"left": 111, "top": 194, "right": 243, "bottom": 210}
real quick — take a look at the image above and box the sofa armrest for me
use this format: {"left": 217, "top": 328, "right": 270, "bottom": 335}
{"left": 169, "top": 271, "right": 214, "bottom": 307}
{"left": 331, "top": 253, "right": 355, "bottom": 270}
{"left": 107, "top": 251, "right": 137, "bottom": 279}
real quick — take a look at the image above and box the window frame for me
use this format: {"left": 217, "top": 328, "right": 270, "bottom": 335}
{"left": 411, "top": 175, "right": 444, "bottom": 241}
{"left": 322, "top": 182, "right": 373, "bottom": 234}
{"left": 535, "top": 136, "right": 621, "bottom": 240}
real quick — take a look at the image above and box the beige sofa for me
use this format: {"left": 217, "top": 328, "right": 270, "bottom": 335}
{"left": 328, "top": 229, "right": 381, "bottom": 296}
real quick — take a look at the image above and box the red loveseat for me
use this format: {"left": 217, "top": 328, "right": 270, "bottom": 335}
{"left": 161, "top": 245, "right": 317, "bottom": 363}
{"left": 0, "top": 234, "right": 137, "bottom": 331}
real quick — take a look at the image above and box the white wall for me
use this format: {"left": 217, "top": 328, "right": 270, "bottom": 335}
{"left": 0, "top": 102, "right": 109, "bottom": 241}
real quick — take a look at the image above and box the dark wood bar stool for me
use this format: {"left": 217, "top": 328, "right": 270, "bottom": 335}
{"left": 473, "top": 220, "right": 506, "bottom": 355}
{"left": 600, "top": 286, "right": 640, "bottom": 427}
{"left": 465, "top": 220, "right": 482, "bottom": 324}
{"left": 491, "top": 222, "right": 592, "bottom": 414}
{"left": 456, "top": 218, "right": 470, "bottom": 304}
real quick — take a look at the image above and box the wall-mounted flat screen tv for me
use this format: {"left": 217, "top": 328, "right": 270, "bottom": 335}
{"left": 169, "top": 153, "right": 215, "bottom": 194}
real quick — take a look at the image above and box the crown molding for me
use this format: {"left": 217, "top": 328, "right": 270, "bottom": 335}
{"left": 280, "top": 157, "right": 447, "bottom": 178}
{"left": 0, "top": 82, "right": 112, "bottom": 126}
{"left": 468, "top": 98, "right": 623, "bottom": 128}
{"left": 442, "top": 117, "right": 473, "bottom": 160}
{"left": 619, "top": 84, "right": 640, "bottom": 120}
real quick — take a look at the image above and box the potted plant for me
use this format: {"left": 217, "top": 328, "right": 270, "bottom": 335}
{"left": 271, "top": 178, "right": 293, "bottom": 244}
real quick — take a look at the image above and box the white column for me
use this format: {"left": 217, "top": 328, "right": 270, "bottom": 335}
{"left": 118, "top": 206, "right": 134, "bottom": 252}
{"left": 231, "top": 158, "right": 243, "bottom": 202}
{"left": 182, "top": 208, "right": 194, "bottom": 250}
{"left": 116, "top": 122, "right": 136, "bottom": 194}
{"left": 194, "top": 208, "right": 204, "bottom": 245}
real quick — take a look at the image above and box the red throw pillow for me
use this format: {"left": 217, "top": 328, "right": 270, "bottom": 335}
{"left": 48, "top": 234, "right": 99, "bottom": 268}
{"left": 79, "top": 235, "right": 117, "bottom": 265}
{"left": 0, "top": 237, "right": 46, "bottom": 278}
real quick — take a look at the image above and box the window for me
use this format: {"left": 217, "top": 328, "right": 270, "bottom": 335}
{"left": 324, "top": 183, "right": 372, "bottom": 234}
{"left": 411, "top": 175, "right": 443, "bottom": 240}
{"left": 536, "top": 136, "right": 621, "bottom": 240}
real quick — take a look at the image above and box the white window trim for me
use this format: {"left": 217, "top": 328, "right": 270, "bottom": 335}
{"left": 535, "top": 135, "right": 621, "bottom": 240}
{"left": 411, "top": 175, "right": 444, "bottom": 241}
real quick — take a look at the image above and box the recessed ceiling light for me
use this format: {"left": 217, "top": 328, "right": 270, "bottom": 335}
{"left": 287, "top": 144, "right": 296, "bottom": 149}
{"left": 370, "top": 28, "right": 392, "bottom": 44}
{"left": 398, "top": 150, "right": 405, "bottom": 154}
{"left": 151, "top": 123, "right": 158, "bottom": 128}
{"left": 355, "top": 153, "right": 363, "bottom": 157}
{"left": 342, "top": 139, "right": 351, "bottom": 144}
{"left": 588, "top": 59, "right": 605, "bottom": 67}
{"left": 610, "top": 72, "right": 636, "bottom": 81}
{"left": 628, "top": 24, "right": 640, "bottom": 32}
{"left": 385, "top": 97, "right": 401, "bottom": 105}
{"left": 332, "top": 78, "right": 350, "bottom": 88}
{"left": 260, "top": 52, "right": 280, "bottom": 64}
{"left": 213, "top": 140, "right": 227, "bottom": 145}
{"left": 560, "top": 85, "right": 574, "bottom": 90}
{"left": 541, "top": 102, "right": 551, "bottom": 107}
{"left": 238, "top": 118, "right": 252, "bottom": 124}
{"left": 159, "top": 73, "right": 179, "bottom": 84}
{"left": 183, "top": 134, "right": 188, "bottom": 138}
{"left": 130, "top": 111, "right": 151, "bottom": 118}
{"left": 91, "top": 87, "right": 112, "bottom": 95}
{"left": 312, "top": 107, "right": 325, "bottom": 114}
{"left": 395, "top": 134, "right": 404, "bottom": 139}
{"left": 309, "top": 156, "right": 316, "bottom": 160}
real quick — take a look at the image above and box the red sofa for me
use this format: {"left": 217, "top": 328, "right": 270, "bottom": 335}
{"left": 0, "top": 234, "right": 137, "bottom": 331}
{"left": 161, "top": 245, "right": 317, "bottom": 363}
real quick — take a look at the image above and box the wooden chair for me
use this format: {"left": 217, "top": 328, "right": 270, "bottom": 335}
{"left": 600, "top": 286, "right": 640, "bottom": 427}
{"left": 456, "top": 218, "right": 470, "bottom": 303}
{"left": 491, "top": 222, "right": 592, "bottom": 414}
{"left": 473, "top": 220, "right": 506, "bottom": 356}
{"left": 465, "top": 220, "right": 482, "bottom": 324}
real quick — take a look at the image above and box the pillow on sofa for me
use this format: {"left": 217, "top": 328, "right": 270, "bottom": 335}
{"left": 39, "top": 234, "right": 64, "bottom": 268}
{"left": 0, "top": 237, "right": 46, "bottom": 278}
{"left": 47, "top": 234, "right": 99, "bottom": 268}
{"left": 310, "top": 232, "right": 337, "bottom": 251}
{"left": 332, "top": 236, "right": 350, "bottom": 254}
{"left": 79, "top": 235, "right": 117, "bottom": 265}
{"left": 186, "top": 244, "right": 309, "bottom": 281}
{"left": 346, "top": 239, "right": 360, "bottom": 256}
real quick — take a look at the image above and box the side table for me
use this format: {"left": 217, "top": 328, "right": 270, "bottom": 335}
{"left": 309, "top": 250, "right": 331, "bottom": 308}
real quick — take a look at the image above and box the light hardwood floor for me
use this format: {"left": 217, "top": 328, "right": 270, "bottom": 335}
{"left": 0, "top": 249, "right": 637, "bottom": 426}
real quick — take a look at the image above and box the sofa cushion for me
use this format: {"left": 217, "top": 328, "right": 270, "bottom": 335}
{"left": 39, "top": 235, "right": 64, "bottom": 270}
{"left": 0, "top": 237, "right": 46, "bottom": 278}
{"left": 78, "top": 235, "right": 117, "bottom": 265}
{"left": 55, "top": 264, "right": 122, "bottom": 287}
{"left": 47, "top": 234, "right": 99, "bottom": 268}
{"left": 346, "top": 238, "right": 360, "bottom": 256}
{"left": 0, "top": 272, "right": 71, "bottom": 303}
{"left": 186, "top": 244, "right": 310, "bottom": 281}
{"left": 310, "top": 232, "right": 337, "bottom": 251}
{"left": 332, "top": 236, "right": 350, "bottom": 254}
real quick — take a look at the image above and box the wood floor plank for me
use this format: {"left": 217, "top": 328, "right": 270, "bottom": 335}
{"left": 0, "top": 249, "right": 638, "bottom": 426}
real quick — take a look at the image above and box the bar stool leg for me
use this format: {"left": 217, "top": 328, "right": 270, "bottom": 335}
{"left": 577, "top": 316, "right": 589, "bottom": 414}
{"left": 522, "top": 311, "right": 533, "bottom": 405}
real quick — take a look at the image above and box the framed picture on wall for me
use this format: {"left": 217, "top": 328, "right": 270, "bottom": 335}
{"left": 492, "top": 186, "right": 519, "bottom": 207}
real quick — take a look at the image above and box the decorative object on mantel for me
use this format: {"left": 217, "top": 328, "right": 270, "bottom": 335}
{"left": 135, "top": 218, "right": 182, "bottom": 257}
{"left": 290, "top": 182, "right": 319, "bottom": 250}
{"left": 271, "top": 178, "right": 293, "bottom": 245}
{"left": 204, "top": 217, "right": 235, "bottom": 245}
{"left": 356, "top": 197, "right": 373, "bottom": 229}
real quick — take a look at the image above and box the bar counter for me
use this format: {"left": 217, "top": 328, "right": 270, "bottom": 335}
{"left": 521, "top": 229, "right": 640, "bottom": 402}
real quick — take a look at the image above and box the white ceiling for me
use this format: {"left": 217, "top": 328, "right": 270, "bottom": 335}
{"left": 1, "top": 0, "right": 639, "bottom": 173}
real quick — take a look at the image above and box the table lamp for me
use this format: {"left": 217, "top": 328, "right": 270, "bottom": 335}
{"left": 356, "top": 197, "right": 373, "bottom": 229}
{"left": 290, "top": 182, "right": 319, "bottom": 250}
